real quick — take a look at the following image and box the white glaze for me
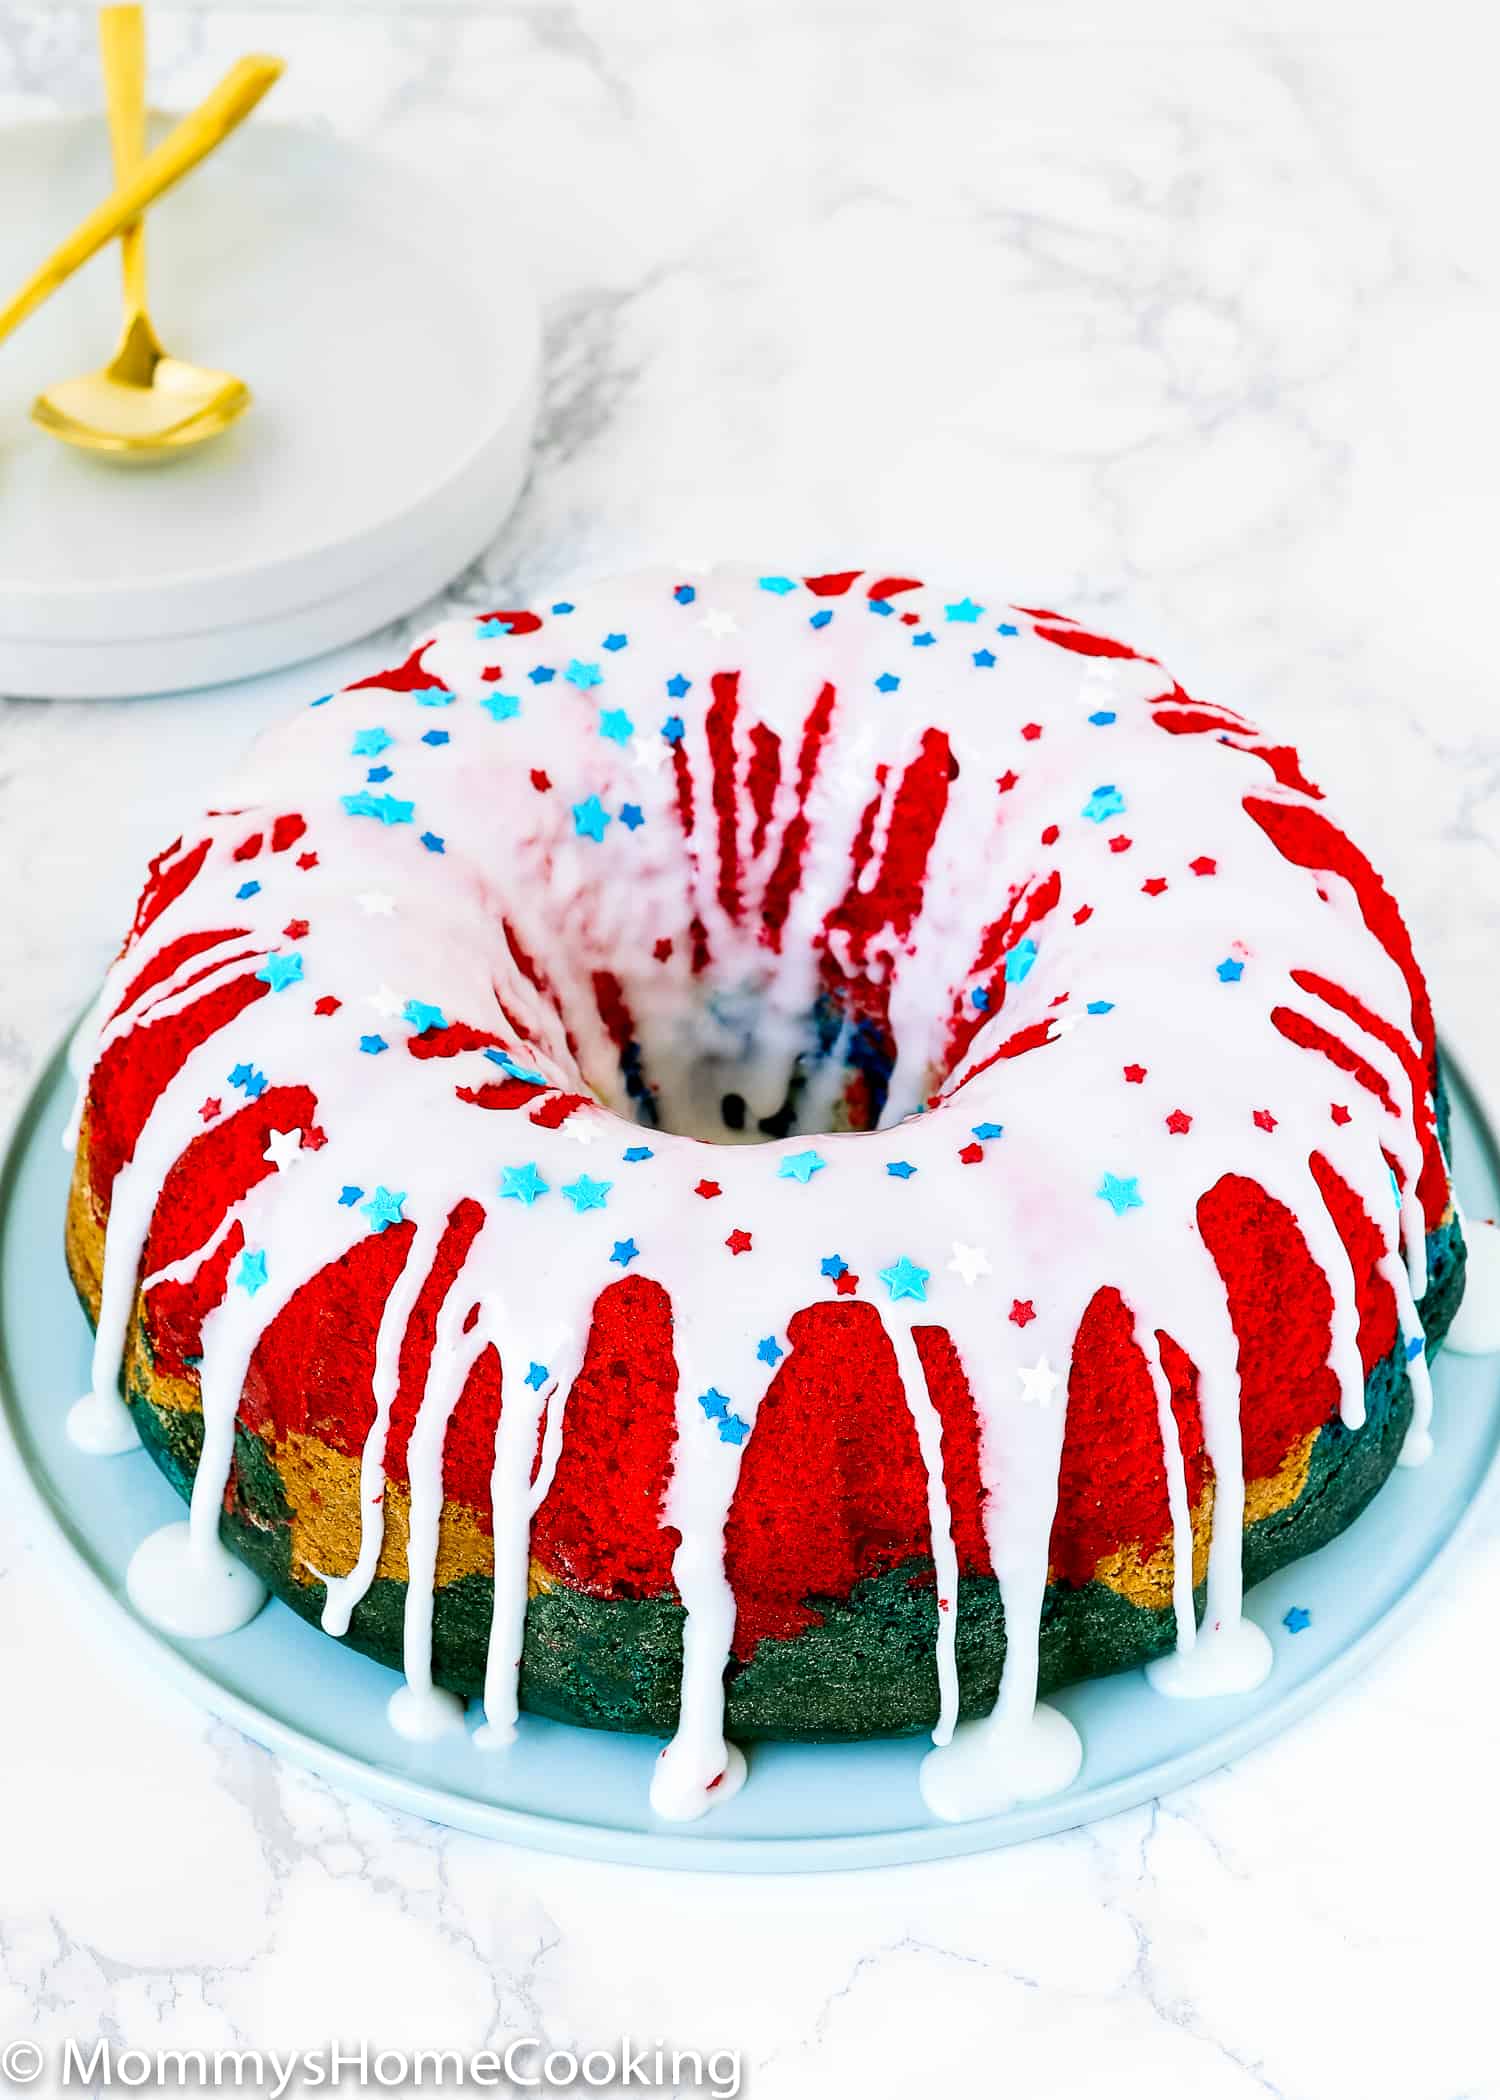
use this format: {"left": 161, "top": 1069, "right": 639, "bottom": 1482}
{"left": 125, "top": 1520, "right": 267, "bottom": 1639}
{"left": 66, "top": 564, "right": 1456, "bottom": 1823}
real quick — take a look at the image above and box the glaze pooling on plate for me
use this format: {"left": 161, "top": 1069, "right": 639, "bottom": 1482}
{"left": 65, "top": 564, "right": 1463, "bottom": 1826}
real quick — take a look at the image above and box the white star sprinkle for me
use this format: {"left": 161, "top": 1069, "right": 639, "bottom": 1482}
{"left": 1017, "top": 1356, "right": 1062, "bottom": 1409}
{"left": 263, "top": 1127, "right": 303, "bottom": 1172}
{"left": 567, "top": 1115, "right": 602, "bottom": 1146}
{"left": 947, "top": 1242, "right": 992, "bottom": 1288}
{"left": 365, "top": 983, "right": 403, "bottom": 1019}
{"left": 357, "top": 892, "right": 396, "bottom": 917}
{"left": 699, "top": 608, "right": 740, "bottom": 639}
{"left": 633, "top": 737, "right": 672, "bottom": 777}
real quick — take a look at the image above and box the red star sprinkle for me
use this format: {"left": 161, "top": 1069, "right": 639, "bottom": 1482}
{"left": 481, "top": 665, "right": 503, "bottom": 682}
{"left": 1021, "top": 722, "right": 1043, "bottom": 741}
{"left": 283, "top": 918, "right": 310, "bottom": 940}
{"left": 1073, "top": 904, "right": 1093, "bottom": 925}
{"left": 1189, "top": 856, "right": 1216, "bottom": 877}
{"left": 958, "top": 1141, "right": 984, "bottom": 1164}
{"left": 1009, "top": 1299, "right": 1036, "bottom": 1328}
{"left": 314, "top": 995, "right": 341, "bottom": 1016}
{"left": 997, "top": 770, "right": 1019, "bottom": 794}
{"left": 1141, "top": 877, "right": 1168, "bottom": 896}
{"left": 1253, "top": 1109, "right": 1277, "bottom": 1131}
{"left": 1123, "top": 1064, "right": 1147, "bottom": 1084}
{"left": 199, "top": 1097, "right": 221, "bottom": 1122}
{"left": 1331, "top": 1103, "right": 1351, "bottom": 1125}
{"left": 296, "top": 851, "right": 319, "bottom": 870}
{"left": 695, "top": 1179, "right": 721, "bottom": 1200}
{"left": 726, "top": 1228, "right": 753, "bottom": 1255}
{"left": 1166, "top": 1109, "right": 1192, "bottom": 1134}
{"left": 1108, "top": 834, "right": 1132, "bottom": 854}
{"left": 530, "top": 768, "right": 552, "bottom": 793}
{"left": 1040, "top": 824, "right": 1060, "bottom": 846}
{"left": 653, "top": 937, "right": 673, "bottom": 963}
{"left": 303, "top": 1125, "right": 328, "bottom": 1151}
{"left": 834, "top": 1270, "right": 859, "bottom": 1296}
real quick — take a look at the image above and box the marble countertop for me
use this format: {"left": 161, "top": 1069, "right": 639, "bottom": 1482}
{"left": 3, "top": 3, "right": 1499, "bottom": 2095}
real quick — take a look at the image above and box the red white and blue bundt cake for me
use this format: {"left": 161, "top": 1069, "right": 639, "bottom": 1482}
{"left": 64, "top": 563, "right": 1468, "bottom": 1821}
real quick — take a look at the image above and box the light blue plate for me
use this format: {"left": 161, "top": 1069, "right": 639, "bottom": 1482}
{"left": 3, "top": 1032, "right": 1498, "bottom": 1871}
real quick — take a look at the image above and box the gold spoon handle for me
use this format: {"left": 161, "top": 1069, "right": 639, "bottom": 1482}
{"left": 0, "top": 52, "right": 283, "bottom": 349}
{"left": 99, "top": 6, "right": 150, "bottom": 328}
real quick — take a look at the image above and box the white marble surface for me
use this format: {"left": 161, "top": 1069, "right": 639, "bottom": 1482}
{"left": 3, "top": 3, "right": 1500, "bottom": 2094}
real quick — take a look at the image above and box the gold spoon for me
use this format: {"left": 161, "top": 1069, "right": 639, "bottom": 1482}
{"left": 30, "top": 7, "right": 268, "bottom": 458}
{"left": 0, "top": 52, "right": 283, "bottom": 404}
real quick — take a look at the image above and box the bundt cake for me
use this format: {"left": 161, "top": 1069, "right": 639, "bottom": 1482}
{"left": 63, "top": 564, "right": 1466, "bottom": 1823}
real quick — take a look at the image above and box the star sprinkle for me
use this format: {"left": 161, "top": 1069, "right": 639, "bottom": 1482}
{"left": 484, "top": 1047, "right": 546, "bottom": 1085}
{"left": 997, "top": 622, "right": 1019, "bottom": 636}
{"left": 420, "top": 831, "right": 446, "bottom": 854}
{"left": 1004, "top": 937, "right": 1037, "bottom": 984}
{"left": 572, "top": 795, "right": 610, "bottom": 842}
{"left": 236, "top": 880, "right": 261, "bottom": 901}
{"left": 810, "top": 609, "right": 833, "bottom": 630}
{"left": 1088, "top": 710, "right": 1116, "bottom": 726}
{"left": 945, "top": 597, "right": 983, "bottom": 623}
{"left": 338, "top": 1185, "right": 364, "bottom": 1207}
{"left": 603, "top": 632, "right": 628, "bottom": 651}
{"left": 610, "top": 1239, "right": 639, "bottom": 1266}
{"left": 948, "top": 1243, "right": 991, "bottom": 1287}
{"left": 481, "top": 692, "right": 521, "bottom": 724}
{"left": 565, "top": 660, "right": 602, "bottom": 689}
{"left": 673, "top": 584, "right": 697, "bottom": 604}
{"left": 972, "top": 1122, "right": 1003, "bottom": 1141}
{"left": 756, "top": 1336, "right": 784, "bottom": 1367}
{"left": 886, "top": 1160, "right": 917, "bottom": 1180}
{"left": 620, "top": 803, "right": 644, "bottom": 830}
{"left": 1331, "top": 1104, "right": 1351, "bottom": 1126}
{"left": 695, "top": 1179, "right": 722, "bottom": 1200}
{"left": 1123, "top": 1064, "right": 1147, "bottom": 1084}
{"left": 1081, "top": 785, "right": 1125, "bottom": 823}
{"left": 1166, "top": 1109, "right": 1193, "bottom": 1134}
{"left": 263, "top": 1128, "right": 303, "bottom": 1171}
{"left": 1010, "top": 1299, "right": 1037, "bottom": 1327}
{"left": 235, "top": 1249, "right": 268, "bottom": 1296}
{"left": 874, "top": 672, "right": 901, "bottom": 693}
{"left": 525, "top": 1363, "right": 550, "bottom": 1391}
{"left": 1283, "top": 1606, "right": 1311, "bottom": 1634}
{"left": 758, "top": 576, "right": 796, "bottom": 595}
{"left": 1216, "top": 957, "right": 1244, "bottom": 982}
{"left": 623, "top": 1145, "right": 654, "bottom": 1162}
{"left": 501, "top": 1163, "right": 549, "bottom": 1206}
{"left": 879, "top": 1255, "right": 930, "bottom": 1303}
{"left": 970, "top": 987, "right": 990, "bottom": 1010}
{"left": 820, "top": 1254, "right": 848, "bottom": 1279}
{"left": 726, "top": 1228, "right": 753, "bottom": 1255}
{"left": 1097, "top": 1173, "right": 1143, "bottom": 1215}
{"left": 366, "top": 766, "right": 393, "bottom": 783}
{"left": 1190, "top": 856, "right": 1217, "bottom": 877}
{"left": 718, "top": 1413, "right": 750, "bottom": 1446}
{"left": 528, "top": 665, "right": 555, "bottom": 684}
{"left": 973, "top": 648, "right": 996, "bottom": 669}
{"left": 199, "top": 1098, "right": 221, "bottom": 1123}
{"left": 1017, "top": 1356, "right": 1062, "bottom": 1408}
{"left": 698, "top": 1387, "right": 731, "bottom": 1420}
{"left": 834, "top": 1271, "right": 860, "bottom": 1297}
{"left": 958, "top": 1143, "right": 984, "bottom": 1165}
{"left": 341, "top": 791, "right": 415, "bottom": 826}
{"left": 1086, "top": 1000, "right": 1114, "bottom": 1016}
{"left": 403, "top": 999, "right": 447, "bottom": 1034}
{"left": 255, "top": 951, "right": 306, "bottom": 994}
{"left": 352, "top": 727, "right": 392, "bottom": 757}
{"left": 599, "top": 708, "right": 634, "bottom": 744}
{"left": 1252, "top": 1108, "right": 1278, "bottom": 1132}
{"left": 561, "top": 1174, "right": 611, "bottom": 1212}
{"left": 359, "top": 1034, "right": 388, "bottom": 1055}
{"left": 665, "top": 673, "right": 692, "bottom": 699}
{"left": 1142, "top": 877, "right": 1168, "bottom": 897}
{"left": 361, "top": 1186, "right": 406, "bottom": 1232}
{"left": 229, "top": 1063, "right": 267, "bottom": 1100}
{"left": 421, "top": 728, "right": 449, "bottom": 746}
{"left": 779, "top": 1149, "right": 826, "bottom": 1184}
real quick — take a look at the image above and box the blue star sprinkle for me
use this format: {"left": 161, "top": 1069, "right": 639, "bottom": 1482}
{"left": 566, "top": 659, "right": 603, "bottom": 689}
{"left": 421, "top": 832, "right": 446, "bottom": 854}
{"left": 235, "top": 1249, "right": 268, "bottom": 1295}
{"left": 599, "top": 708, "right": 634, "bottom": 744}
{"left": 1004, "top": 937, "right": 1038, "bottom": 985}
{"left": 718, "top": 1413, "right": 750, "bottom": 1446}
{"left": 366, "top": 766, "right": 393, "bottom": 784}
{"left": 572, "top": 795, "right": 610, "bottom": 842}
{"left": 481, "top": 692, "right": 521, "bottom": 723}
{"left": 972, "top": 1122, "right": 1003, "bottom": 1141}
{"left": 973, "top": 648, "right": 996, "bottom": 668}
{"left": 674, "top": 584, "right": 696, "bottom": 604}
{"left": 610, "top": 1238, "right": 640, "bottom": 1266}
{"left": 236, "top": 880, "right": 261, "bottom": 901}
{"left": 1283, "top": 1606, "right": 1311, "bottom": 1634}
{"left": 413, "top": 687, "right": 455, "bottom": 709}
{"left": 997, "top": 622, "right": 1020, "bottom": 637}
{"left": 945, "top": 597, "right": 983, "bottom": 623}
{"left": 874, "top": 672, "right": 901, "bottom": 694}
{"left": 912, "top": 631, "right": 935, "bottom": 647}
{"left": 421, "top": 729, "right": 450, "bottom": 746}
{"left": 338, "top": 1185, "right": 364, "bottom": 1207}
{"left": 1216, "top": 957, "right": 1245, "bottom": 982}
{"left": 665, "top": 672, "right": 692, "bottom": 699}
{"left": 1088, "top": 710, "right": 1116, "bottom": 727}
{"left": 352, "top": 727, "right": 392, "bottom": 757}
{"left": 484, "top": 1047, "right": 546, "bottom": 1085}
{"left": 820, "top": 1254, "right": 848, "bottom": 1279}
{"left": 620, "top": 803, "right": 644, "bottom": 831}
{"left": 756, "top": 1337, "right": 784, "bottom": 1367}
{"left": 359, "top": 1034, "right": 388, "bottom": 1055}
{"left": 887, "top": 1160, "right": 917, "bottom": 1180}
{"left": 1086, "top": 1000, "right": 1115, "bottom": 1016}
{"left": 525, "top": 1362, "right": 550, "bottom": 1391}
{"left": 362, "top": 1186, "right": 407, "bottom": 1232}
{"left": 256, "top": 952, "right": 304, "bottom": 993}
{"left": 623, "top": 1145, "right": 654, "bottom": 1162}
{"left": 971, "top": 987, "right": 990, "bottom": 1010}
{"left": 309, "top": 693, "right": 333, "bottom": 708}
{"left": 661, "top": 715, "right": 686, "bottom": 743}
{"left": 810, "top": 609, "right": 833, "bottom": 630}
{"left": 779, "top": 1149, "right": 826, "bottom": 1184}
{"left": 1081, "top": 785, "right": 1126, "bottom": 824}
{"left": 528, "top": 665, "right": 555, "bottom": 685}
{"left": 868, "top": 597, "right": 893, "bottom": 617}
{"left": 1097, "top": 1173, "right": 1144, "bottom": 1216}
{"left": 403, "top": 999, "right": 447, "bottom": 1034}
{"left": 341, "top": 791, "right": 414, "bottom": 826}
{"left": 229, "top": 1063, "right": 267, "bottom": 1099}
{"left": 879, "top": 1255, "right": 930, "bottom": 1303}
{"left": 698, "top": 1387, "right": 731, "bottom": 1420}
{"left": 1406, "top": 1336, "right": 1425, "bottom": 1362}
{"left": 561, "top": 1174, "right": 612, "bottom": 1213}
{"left": 758, "top": 576, "right": 797, "bottom": 595}
{"left": 603, "top": 632, "right": 628, "bottom": 651}
{"left": 552, "top": 601, "right": 575, "bottom": 615}
{"left": 476, "top": 616, "right": 512, "bottom": 638}
{"left": 501, "top": 1163, "right": 549, "bottom": 1206}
